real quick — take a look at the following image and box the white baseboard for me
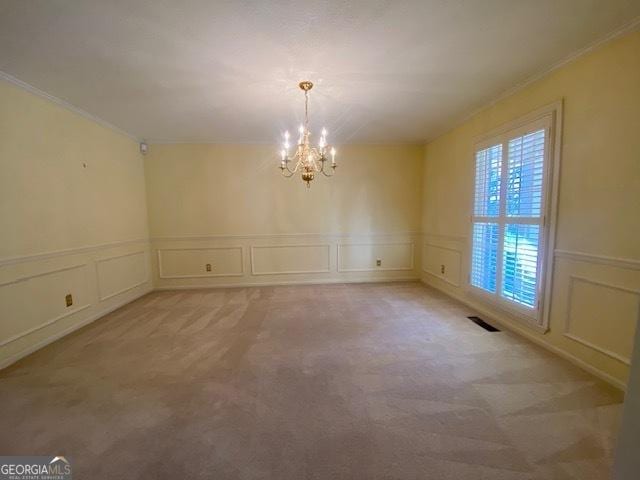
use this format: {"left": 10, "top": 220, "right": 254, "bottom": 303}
{"left": 154, "top": 276, "right": 421, "bottom": 290}
{"left": 420, "top": 277, "right": 627, "bottom": 391}
{"left": 0, "top": 285, "right": 153, "bottom": 371}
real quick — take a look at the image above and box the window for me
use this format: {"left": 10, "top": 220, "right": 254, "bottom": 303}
{"left": 470, "top": 114, "right": 554, "bottom": 320}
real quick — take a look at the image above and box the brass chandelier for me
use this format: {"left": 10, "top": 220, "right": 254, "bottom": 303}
{"left": 279, "top": 81, "right": 337, "bottom": 187}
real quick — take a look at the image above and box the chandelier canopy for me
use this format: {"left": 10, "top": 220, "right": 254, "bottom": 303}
{"left": 279, "top": 81, "right": 337, "bottom": 187}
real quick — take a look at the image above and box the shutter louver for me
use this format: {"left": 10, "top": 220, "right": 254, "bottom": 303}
{"left": 506, "top": 130, "right": 545, "bottom": 217}
{"left": 474, "top": 145, "right": 502, "bottom": 217}
{"left": 471, "top": 222, "right": 499, "bottom": 293}
{"left": 502, "top": 224, "right": 540, "bottom": 307}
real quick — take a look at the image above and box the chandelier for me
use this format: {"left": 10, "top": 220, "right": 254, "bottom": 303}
{"left": 279, "top": 81, "right": 337, "bottom": 187}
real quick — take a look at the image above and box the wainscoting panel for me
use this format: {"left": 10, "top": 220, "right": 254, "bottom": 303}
{"left": 0, "top": 240, "right": 152, "bottom": 370}
{"left": 97, "top": 250, "right": 149, "bottom": 301}
{"left": 159, "top": 247, "right": 243, "bottom": 279}
{"left": 151, "top": 233, "right": 421, "bottom": 288}
{"left": 564, "top": 275, "right": 639, "bottom": 365}
{"left": 422, "top": 243, "right": 462, "bottom": 287}
{"left": 338, "top": 242, "right": 414, "bottom": 272}
{"left": 551, "top": 251, "right": 640, "bottom": 373}
{"left": 0, "top": 263, "right": 90, "bottom": 346}
{"left": 251, "top": 244, "right": 331, "bottom": 275}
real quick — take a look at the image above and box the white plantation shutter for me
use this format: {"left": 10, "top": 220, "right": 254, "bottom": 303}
{"left": 502, "top": 224, "right": 540, "bottom": 307}
{"left": 470, "top": 222, "right": 499, "bottom": 293}
{"left": 470, "top": 118, "right": 551, "bottom": 318}
{"left": 474, "top": 145, "right": 502, "bottom": 217}
{"left": 506, "top": 130, "right": 545, "bottom": 217}
{"left": 470, "top": 144, "right": 501, "bottom": 294}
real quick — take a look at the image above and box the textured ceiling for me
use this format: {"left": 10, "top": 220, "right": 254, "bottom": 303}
{"left": 1, "top": 0, "right": 639, "bottom": 144}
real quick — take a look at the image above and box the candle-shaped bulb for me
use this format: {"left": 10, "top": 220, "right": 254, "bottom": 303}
{"left": 298, "top": 125, "right": 304, "bottom": 134}
{"left": 284, "top": 131, "right": 290, "bottom": 140}
{"left": 284, "top": 141, "right": 290, "bottom": 150}
{"left": 331, "top": 147, "right": 336, "bottom": 164}
{"left": 321, "top": 128, "right": 327, "bottom": 137}
{"left": 280, "top": 149, "right": 286, "bottom": 161}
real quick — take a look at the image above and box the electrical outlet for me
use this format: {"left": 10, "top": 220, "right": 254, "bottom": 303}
{"left": 440, "top": 264, "right": 445, "bottom": 274}
{"left": 376, "top": 259, "right": 382, "bottom": 267}
{"left": 206, "top": 263, "right": 212, "bottom": 272}
{"left": 65, "top": 293, "right": 73, "bottom": 307}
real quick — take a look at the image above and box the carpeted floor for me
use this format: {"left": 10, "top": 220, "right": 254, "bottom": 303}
{"left": 0, "top": 282, "right": 623, "bottom": 479}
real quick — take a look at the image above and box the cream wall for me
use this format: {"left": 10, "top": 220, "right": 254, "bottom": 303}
{"left": 145, "top": 144, "right": 424, "bottom": 287}
{"left": 0, "top": 79, "right": 152, "bottom": 368}
{"left": 421, "top": 31, "right": 640, "bottom": 388}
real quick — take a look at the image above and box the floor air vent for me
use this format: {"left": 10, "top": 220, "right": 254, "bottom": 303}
{"left": 467, "top": 316, "right": 500, "bottom": 332}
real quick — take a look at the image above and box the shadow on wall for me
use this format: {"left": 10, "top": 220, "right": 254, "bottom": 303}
{"left": 614, "top": 310, "right": 640, "bottom": 479}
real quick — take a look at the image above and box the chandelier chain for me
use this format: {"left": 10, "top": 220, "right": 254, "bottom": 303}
{"left": 305, "top": 91, "right": 309, "bottom": 130}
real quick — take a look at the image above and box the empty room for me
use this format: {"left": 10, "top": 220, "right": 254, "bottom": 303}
{"left": 1, "top": 1, "right": 639, "bottom": 479}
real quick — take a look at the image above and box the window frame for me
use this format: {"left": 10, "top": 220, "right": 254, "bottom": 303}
{"left": 467, "top": 101, "right": 563, "bottom": 330}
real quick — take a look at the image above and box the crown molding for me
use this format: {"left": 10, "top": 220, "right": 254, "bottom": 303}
{"left": 425, "top": 15, "right": 640, "bottom": 143}
{"left": 145, "top": 139, "right": 425, "bottom": 147}
{"left": 0, "top": 70, "right": 139, "bottom": 142}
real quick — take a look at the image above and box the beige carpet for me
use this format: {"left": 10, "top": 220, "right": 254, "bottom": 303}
{"left": 0, "top": 282, "right": 623, "bottom": 479}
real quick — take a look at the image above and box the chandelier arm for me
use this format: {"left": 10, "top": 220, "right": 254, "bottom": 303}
{"left": 280, "top": 158, "right": 299, "bottom": 177}
{"left": 317, "top": 148, "right": 336, "bottom": 177}
{"left": 283, "top": 162, "right": 298, "bottom": 176}
{"left": 319, "top": 163, "right": 335, "bottom": 177}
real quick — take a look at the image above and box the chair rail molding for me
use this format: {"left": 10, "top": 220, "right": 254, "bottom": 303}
{"left": 554, "top": 249, "right": 640, "bottom": 270}
{"left": 0, "top": 238, "right": 150, "bottom": 267}
{"left": 151, "top": 231, "right": 420, "bottom": 241}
